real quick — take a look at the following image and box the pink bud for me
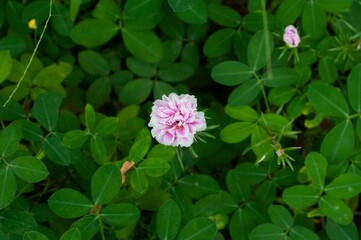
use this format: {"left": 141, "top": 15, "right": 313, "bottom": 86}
{"left": 283, "top": 25, "right": 300, "bottom": 48}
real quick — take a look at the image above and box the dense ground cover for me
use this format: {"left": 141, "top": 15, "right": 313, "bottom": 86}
{"left": 0, "top": 0, "right": 361, "bottom": 239}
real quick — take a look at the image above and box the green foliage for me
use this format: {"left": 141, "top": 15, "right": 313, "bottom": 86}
{"left": 1, "top": 0, "right": 361, "bottom": 239}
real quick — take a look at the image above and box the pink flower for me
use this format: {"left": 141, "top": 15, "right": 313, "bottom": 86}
{"left": 148, "top": 93, "right": 206, "bottom": 147}
{"left": 283, "top": 25, "right": 300, "bottom": 48}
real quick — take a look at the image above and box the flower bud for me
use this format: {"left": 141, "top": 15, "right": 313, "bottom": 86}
{"left": 283, "top": 25, "right": 300, "bottom": 48}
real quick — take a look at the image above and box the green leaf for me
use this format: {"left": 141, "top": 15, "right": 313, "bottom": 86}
{"left": 324, "top": 173, "right": 361, "bottom": 199}
{"left": 305, "top": 152, "right": 327, "bottom": 192}
{"left": 48, "top": 188, "right": 93, "bottom": 218}
{"left": 178, "top": 175, "right": 221, "bottom": 199}
{"left": 287, "top": 96, "right": 306, "bottom": 119}
{"left": 128, "top": 129, "right": 152, "bottom": 163}
{"left": 211, "top": 61, "right": 253, "bottom": 86}
{"left": 90, "top": 136, "right": 108, "bottom": 165}
{"left": 226, "top": 169, "right": 251, "bottom": 202}
{"left": 0, "top": 50, "right": 12, "bottom": 84}
{"left": 159, "top": 63, "right": 193, "bottom": 83}
{"left": 276, "top": 0, "right": 306, "bottom": 25}
{"left": 307, "top": 83, "right": 349, "bottom": 117}
{"left": 347, "top": 64, "right": 361, "bottom": 112}
{"left": 251, "top": 125, "right": 273, "bottom": 162}
{"left": 260, "top": 113, "right": 291, "bottom": 133}
{"left": 230, "top": 208, "right": 255, "bottom": 240}
{"left": 319, "top": 195, "right": 353, "bottom": 225}
{"left": 358, "top": 118, "right": 361, "bottom": 142}
{"left": 94, "top": 117, "right": 119, "bottom": 137}
{"left": 70, "top": 19, "right": 118, "bottom": 47}
{"left": 317, "top": 0, "right": 353, "bottom": 12}
{"left": 138, "top": 158, "right": 170, "bottom": 177}
{"left": 119, "top": 79, "right": 153, "bottom": 105}
{"left": 262, "top": 68, "right": 298, "bottom": 87}
{"left": 51, "top": 4, "right": 72, "bottom": 36}
{"left": 10, "top": 156, "right": 48, "bottom": 183}
{"left": 85, "top": 104, "right": 96, "bottom": 132}
{"left": 62, "top": 130, "right": 89, "bottom": 148}
{"left": 20, "top": 120, "right": 43, "bottom": 141}
{"left": 247, "top": 30, "right": 274, "bottom": 71}
{"left": 86, "top": 77, "right": 112, "bottom": 109}
{"left": 302, "top": 1, "right": 327, "bottom": 40}
{"left": 92, "top": 0, "right": 120, "bottom": 21}
{"left": 228, "top": 79, "right": 261, "bottom": 106}
{"left": 91, "top": 163, "right": 122, "bottom": 205}
{"left": 43, "top": 136, "right": 70, "bottom": 166}
{"left": 177, "top": 217, "right": 217, "bottom": 240}
{"left": 249, "top": 223, "right": 285, "bottom": 240}
{"left": 289, "top": 226, "right": 320, "bottom": 240}
{"left": 0, "top": 167, "right": 16, "bottom": 210}
{"left": 70, "top": 0, "right": 82, "bottom": 22}
{"left": 122, "top": 28, "right": 163, "bottom": 63}
{"left": 169, "top": 0, "right": 208, "bottom": 24}
{"left": 268, "top": 205, "right": 293, "bottom": 229}
{"left": 0, "top": 122, "right": 21, "bottom": 157}
{"left": 130, "top": 168, "right": 148, "bottom": 194}
{"left": 101, "top": 203, "right": 140, "bottom": 226}
{"left": 220, "top": 122, "right": 254, "bottom": 144}
{"left": 282, "top": 185, "right": 319, "bottom": 209}
{"left": 320, "top": 120, "right": 354, "bottom": 164}
{"left": 124, "top": 0, "right": 162, "bottom": 20}
{"left": 326, "top": 219, "right": 358, "bottom": 240}
{"left": 153, "top": 81, "right": 177, "bottom": 100}
{"left": 59, "top": 228, "right": 81, "bottom": 240}
{"left": 70, "top": 215, "right": 99, "bottom": 240}
{"left": 0, "top": 98, "right": 25, "bottom": 121}
{"left": 203, "top": 28, "right": 235, "bottom": 58}
{"left": 78, "top": 50, "right": 110, "bottom": 76}
{"left": 225, "top": 105, "right": 258, "bottom": 122}
{"left": 233, "top": 163, "right": 267, "bottom": 185}
{"left": 0, "top": 36, "right": 26, "bottom": 56}
{"left": 23, "top": 231, "right": 49, "bottom": 240}
{"left": 156, "top": 200, "right": 181, "bottom": 240}
{"left": 318, "top": 58, "right": 338, "bottom": 84}
{"left": 268, "top": 87, "right": 296, "bottom": 106}
{"left": 126, "top": 57, "right": 156, "bottom": 78}
{"left": 207, "top": 3, "right": 241, "bottom": 27}
{"left": 32, "top": 92, "right": 62, "bottom": 131}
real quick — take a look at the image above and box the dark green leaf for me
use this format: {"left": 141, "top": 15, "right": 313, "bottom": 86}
{"left": 91, "top": 163, "right": 122, "bottom": 205}
{"left": 126, "top": 57, "right": 156, "bottom": 78}
{"left": 20, "top": 120, "right": 43, "bottom": 141}
{"left": 43, "top": 136, "right": 70, "bottom": 166}
{"left": 247, "top": 30, "right": 274, "bottom": 71}
{"left": 228, "top": 79, "right": 261, "bottom": 106}
{"left": 262, "top": 68, "right": 298, "bottom": 87}
{"left": 119, "top": 79, "right": 153, "bottom": 105}
{"left": 307, "top": 83, "right": 349, "bottom": 117}
{"left": 203, "top": 28, "right": 235, "bottom": 58}
{"left": 62, "top": 130, "right": 89, "bottom": 148}
{"left": 287, "top": 96, "right": 306, "bottom": 119}
{"left": 94, "top": 117, "right": 119, "bottom": 137}
{"left": 85, "top": 104, "right": 96, "bottom": 131}
{"left": 159, "top": 63, "right": 193, "bottom": 83}
{"left": 86, "top": 77, "right": 112, "bottom": 109}
{"left": 0, "top": 50, "right": 12, "bottom": 84}
{"left": 0, "top": 167, "right": 16, "bottom": 210}
{"left": 289, "top": 226, "right": 320, "bottom": 240}
{"left": 122, "top": 28, "right": 163, "bottom": 63}
{"left": 268, "top": 87, "right": 296, "bottom": 106}
{"left": 226, "top": 169, "right": 251, "bottom": 202}
{"left": 23, "top": 231, "right": 49, "bottom": 240}
{"left": 326, "top": 219, "right": 358, "bottom": 240}
{"left": 318, "top": 58, "right": 338, "bottom": 84}
{"left": 260, "top": 113, "right": 291, "bottom": 133}
{"left": 229, "top": 208, "right": 255, "bottom": 240}
{"left": 130, "top": 168, "right": 148, "bottom": 194}
{"left": 325, "top": 173, "right": 361, "bottom": 199}
{"left": 207, "top": 3, "right": 241, "bottom": 27}
{"left": 177, "top": 217, "right": 217, "bottom": 240}
{"left": 220, "top": 122, "right": 254, "bottom": 144}
{"left": 233, "top": 163, "right": 267, "bottom": 185}
{"left": 211, "top": 61, "right": 253, "bottom": 86}
{"left": 282, "top": 185, "right": 319, "bottom": 209}
{"left": 169, "top": 0, "right": 208, "bottom": 24}
{"left": 70, "top": 0, "right": 82, "bottom": 22}
{"left": 70, "top": 19, "right": 118, "bottom": 47}
{"left": 305, "top": 152, "right": 327, "bottom": 192}
{"left": 319, "top": 195, "right": 353, "bottom": 225}
{"left": 48, "top": 188, "right": 93, "bottom": 218}
{"left": 302, "top": 1, "right": 327, "bottom": 40}
{"left": 178, "top": 175, "right": 221, "bottom": 199}
{"left": 276, "top": 0, "right": 306, "bottom": 25}
{"left": 225, "top": 105, "right": 258, "bottom": 122}
{"left": 249, "top": 223, "right": 285, "bottom": 240}
{"left": 153, "top": 81, "right": 177, "bottom": 100}
{"left": 101, "top": 203, "right": 140, "bottom": 226}
{"left": 70, "top": 215, "right": 99, "bottom": 240}
{"left": 32, "top": 92, "right": 62, "bottom": 131}
{"left": 59, "top": 228, "right": 81, "bottom": 240}
{"left": 33, "top": 62, "right": 72, "bottom": 88}
{"left": 78, "top": 50, "right": 110, "bottom": 76}
{"left": 347, "top": 64, "right": 361, "bottom": 112}
{"left": 138, "top": 158, "right": 170, "bottom": 177}
{"left": 0, "top": 98, "right": 25, "bottom": 121}
{"left": 156, "top": 200, "right": 181, "bottom": 240}
{"left": 90, "top": 136, "right": 108, "bottom": 164}
{"left": 92, "top": 0, "right": 120, "bottom": 21}
{"left": 317, "top": 0, "right": 352, "bottom": 12}
{"left": 320, "top": 120, "right": 354, "bottom": 164}
{"left": 268, "top": 205, "right": 293, "bottom": 229}
{"left": 128, "top": 128, "right": 152, "bottom": 163}
{"left": 0, "top": 122, "right": 21, "bottom": 157}
{"left": 10, "top": 156, "right": 48, "bottom": 183}
{"left": 251, "top": 125, "right": 273, "bottom": 162}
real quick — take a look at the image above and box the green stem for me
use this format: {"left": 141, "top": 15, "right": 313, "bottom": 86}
{"left": 3, "top": 0, "right": 53, "bottom": 107}
{"left": 99, "top": 217, "right": 106, "bottom": 240}
{"left": 253, "top": 73, "right": 271, "bottom": 112}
